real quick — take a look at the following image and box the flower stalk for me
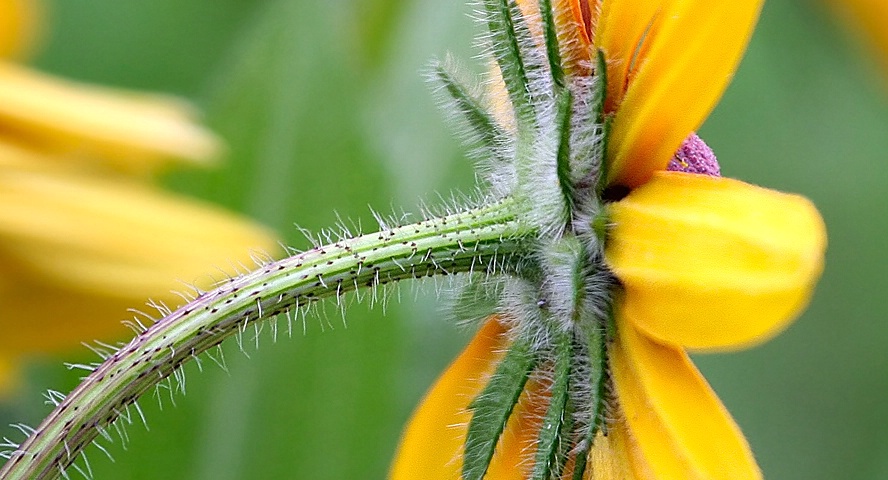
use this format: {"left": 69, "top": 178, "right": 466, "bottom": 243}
{"left": 0, "top": 199, "right": 530, "bottom": 480}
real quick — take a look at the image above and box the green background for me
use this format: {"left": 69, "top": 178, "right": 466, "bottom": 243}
{"left": 2, "top": 0, "right": 887, "bottom": 478}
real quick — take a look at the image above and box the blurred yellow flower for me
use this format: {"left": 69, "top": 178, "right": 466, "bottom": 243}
{"left": 0, "top": 0, "right": 40, "bottom": 59}
{"left": 828, "top": 0, "right": 888, "bottom": 74}
{"left": 0, "top": 0, "right": 280, "bottom": 395}
{"left": 392, "top": 0, "right": 826, "bottom": 478}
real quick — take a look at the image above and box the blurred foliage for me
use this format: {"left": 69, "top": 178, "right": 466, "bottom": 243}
{"left": 1, "top": 0, "right": 887, "bottom": 479}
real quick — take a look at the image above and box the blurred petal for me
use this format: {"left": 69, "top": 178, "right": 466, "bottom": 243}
{"left": 604, "top": 0, "right": 763, "bottom": 188}
{"left": 391, "top": 318, "right": 510, "bottom": 479}
{"left": 605, "top": 172, "right": 826, "bottom": 350}
{"left": 0, "top": 136, "right": 56, "bottom": 169}
{"left": 0, "top": 62, "right": 220, "bottom": 173}
{"left": 611, "top": 319, "right": 762, "bottom": 479}
{"left": 0, "top": 167, "right": 280, "bottom": 300}
{"left": 0, "top": 355, "right": 17, "bottom": 396}
{"left": 0, "top": 278, "right": 140, "bottom": 356}
{"left": 829, "top": 0, "right": 888, "bottom": 74}
{"left": 0, "top": 0, "right": 41, "bottom": 59}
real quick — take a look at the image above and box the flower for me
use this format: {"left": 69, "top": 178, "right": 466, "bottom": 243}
{"left": 0, "top": 0, "right": 280, "bottom": 395}
{"left": 392, "top": 0, "right": 826, "bottom": 478}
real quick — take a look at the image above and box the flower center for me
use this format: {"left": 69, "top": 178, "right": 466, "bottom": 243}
{"left": 667, "top": 133, "right": 720, "bottom": 177}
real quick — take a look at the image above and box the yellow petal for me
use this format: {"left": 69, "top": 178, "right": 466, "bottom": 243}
{"left": 566, "top": 0, "right": 595, "bottom": 45}
{"left": 604, "top": 0, "right": 763, "bottom": 188}
{"left": 390, "top": 317, "right": 510, "bottom": 479}
{"left": 0, "top": 167, "right": 280, "bottom": 300}
{"left": 0, "top": 62, "right": 220, "bottom": 173}
{"left": 605, "top": 172, "right": 826, "bottom": 350}
{"left": 611, "top": 318, "right": 762, "bottom": 479}
{"left": 616, "top": 420, "right": 659, "bottom": 480}
{"left": 593, "top": 0, "right": 666, "bottom": 115}
{"left": 391, "top": 316, "right": 549, "bottom": 479}
{"left": 553, "top": 0, "right": 596, "bottom": 75}
{"left": 514, "top": 0, "right": 542, "bottom": 43}
{"left": 486, "top": 376, "right": 546, "bottom": 479}
{"left": 573, "top": 422, "right": 649, "bottom": 480}
{"left": 511, "top": 0, "right": 596, "bottom": 76}
{"left": 0, "top": 0, "right": 41, "bottom": 59}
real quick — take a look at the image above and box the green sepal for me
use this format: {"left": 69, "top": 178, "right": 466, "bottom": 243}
{"left": 593, "top": 49, "right": 614, "bottom": 194}
{"left": 463, "top": 336, "right": 537, "bottom": 480}
{"left": 592, "top": 49, "right": 609, "bottom": 123}
{"left": 571, "top": 318, "right": 610, "bottom": 480}
{"left": 590, "top": 210, "right": 610, "bottom": 245}
{"left": 452, "top": 275, "right": 505, "bottom": 325}
{"left": 554, "top": 89, "right": 575, "bottom": 220}
{"left": 482, "top": 0, "right": 535, "bottom": 123}
{"left": 559, "top": 49, "right": 608, "bottom": 196}
{"left": 508, "top": 0, "right": 546, "bottom": 96}
{"left": 431, "top": 61, "right": 507, "bottom": 161}
{"left": 595, "top": 115, "right": 613, "bottom": 195}
{"left": 530, "top": 327, "right": 573, "bottom": 480}
{"left": 537, "top": 0, "right": 564, "bottom": 88}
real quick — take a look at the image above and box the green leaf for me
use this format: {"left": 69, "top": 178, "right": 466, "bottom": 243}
{"left": 531, "top": 328, "right": 572, "bottom": 480}
{"left": 463, "top": 337, "right": 536, "bottom": 480}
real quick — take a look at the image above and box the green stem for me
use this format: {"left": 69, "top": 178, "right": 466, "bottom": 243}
{"left": 0, "top": 199, "right": 531, "bottom": 480}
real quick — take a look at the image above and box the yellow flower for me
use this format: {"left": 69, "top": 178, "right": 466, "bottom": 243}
{"left": 392, "top": 0, "right": 826, "bottom": 478}
{"left": 0, "top": 0, "right": 280, "bottom": 394}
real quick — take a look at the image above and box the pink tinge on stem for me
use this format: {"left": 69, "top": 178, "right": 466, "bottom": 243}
{"left": 667, "top": 133, "right": 720, "bottom": 177}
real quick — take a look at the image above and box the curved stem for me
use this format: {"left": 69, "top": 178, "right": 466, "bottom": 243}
{"left": 0, "top": 199, "right": 531, "bottom": 480}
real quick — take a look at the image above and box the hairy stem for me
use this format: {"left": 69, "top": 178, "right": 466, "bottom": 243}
{"left": 0, "top": 199, "right": 531, "bottom": 480}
